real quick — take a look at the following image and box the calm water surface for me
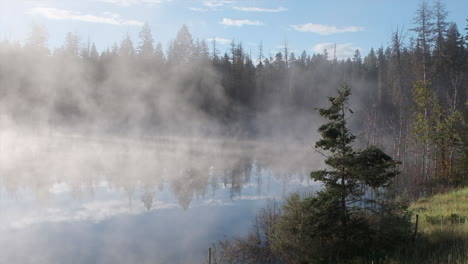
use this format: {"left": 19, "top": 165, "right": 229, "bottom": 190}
{"left": 0, "top": 132, "right": 321, "bottom": 263}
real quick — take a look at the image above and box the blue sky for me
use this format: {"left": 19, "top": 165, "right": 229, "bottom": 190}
{"left": 1, "top": 0, "right": 467, "bottom": 59}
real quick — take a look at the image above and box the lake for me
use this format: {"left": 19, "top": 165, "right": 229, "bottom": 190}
{"left": 0, "top": 130, "right": 321, "bottom": 263}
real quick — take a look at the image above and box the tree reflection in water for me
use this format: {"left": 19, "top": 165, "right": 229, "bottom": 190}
{"left": 0, "top": 133, "right": 325, "bottom": 263}
{"left": 0, "top": 133, "right": 322, "bottom": 210}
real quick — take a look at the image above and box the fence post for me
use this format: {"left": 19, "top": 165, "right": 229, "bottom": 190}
{"left": 208, "top": 247, "right": 212, "bottom": 264}
{"left": 413, "top": 214, "right": 419, "bottom": 241}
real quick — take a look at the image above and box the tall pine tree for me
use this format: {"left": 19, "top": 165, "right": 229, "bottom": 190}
{"left": 273, "top": 85, "right": 411, "bottom": 262}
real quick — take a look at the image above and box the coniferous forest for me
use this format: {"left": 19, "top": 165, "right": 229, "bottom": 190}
{"left": 0, "top": 1, "right": 467, "bottom": 263}
{"left": 2, "top": 3, "right": 466, "bottom": 196}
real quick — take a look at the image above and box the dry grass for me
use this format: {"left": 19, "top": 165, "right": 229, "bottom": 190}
{"left": 411, "top": 188, "right": 468, "bottom": 234}
{"left": 389, "top": 188, "right": 468, "bottom": 264}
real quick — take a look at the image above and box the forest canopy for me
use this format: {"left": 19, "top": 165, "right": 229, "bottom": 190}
{"left": 0, "top": 2, "right": 467, "bottom": 195}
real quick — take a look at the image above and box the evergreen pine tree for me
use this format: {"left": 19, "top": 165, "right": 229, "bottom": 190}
{"left": 273, "top": 85, "right": 411, "bottom": 262}
{"left": 137, "top": 22, "right": 155, "bottom": 57}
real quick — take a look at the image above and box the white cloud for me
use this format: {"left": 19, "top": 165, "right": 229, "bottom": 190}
{"left": 290, "top": 23, "right": 364, "bottom": 35}
{"left": 99, "top": 0, "right": 170, "bottom": 6}
{"left": 203, "top": 0, "right": 234, "bottom": 8}
{"left": 28, "top": 8, "right": 144, "bottom": 26}
{"left": 221, "top": 18, "right": 263, "bottom": 27}
{"left": 312, "top": 43, "right": 361, "bottom": 60}
{"left": 233, "top": 6, "right": 287, "bottom": 12}
{"left": 207, "top": 37, "right": 231, "bottom": 45}
{"left": 189, "top": 7, "right": 209, "bottom": 12}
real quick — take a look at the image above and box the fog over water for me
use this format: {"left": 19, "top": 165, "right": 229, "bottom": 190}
{"left": 0, "top": 127, "right": 321, "bottom": 263}
{"left": 0, "top": 24, "right": 372, "bottom": 263}
{"left": 1, "top": 0, "right": 466, "bottom": 260}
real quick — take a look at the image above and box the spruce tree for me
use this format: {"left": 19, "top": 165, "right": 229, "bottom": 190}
{"left": 137, "top": 22, "right": 155, "bottom": 57}
{"left": 273, "top": 85, "right": 411, "bottom": 262}
{"left": 311, "top": 83, "right": 402, "bottom": 241}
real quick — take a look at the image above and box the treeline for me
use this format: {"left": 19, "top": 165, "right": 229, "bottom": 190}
{"left": 0, "top": 132, "right": 312, "bottom": 210}
{"left": 0, "top": 1, "right": 466, "bottom": 194}
{"left": 210, "top": 86, "right": 414, "bottom": 264}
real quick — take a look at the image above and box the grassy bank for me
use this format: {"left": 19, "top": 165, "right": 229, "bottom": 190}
{"left": 387, "top": 188, "right": 468, "bottom": 263}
